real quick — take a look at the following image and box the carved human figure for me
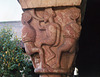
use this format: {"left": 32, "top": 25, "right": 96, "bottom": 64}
{"left": 29, "top": 8, "right": 61, "bottom": 62}
{"left": 32, "top": 8, "right": 61, "bottom": 48}
{"left": 21, "top": 6, "right": 81, "bottom": 75}
{"left": 21, "top": 8, "right": 61, "bottom": 71}
{"left": 18, "top": 0, "right": 85, "bottom": 76}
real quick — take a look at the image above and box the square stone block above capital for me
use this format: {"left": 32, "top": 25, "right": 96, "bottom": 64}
{"left": 19, "top": 0, "right": 82, "bottom": 9}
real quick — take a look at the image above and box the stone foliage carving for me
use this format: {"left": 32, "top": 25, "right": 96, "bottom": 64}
{"left": 21, "top": 7, "right": 81, "bottom": 75}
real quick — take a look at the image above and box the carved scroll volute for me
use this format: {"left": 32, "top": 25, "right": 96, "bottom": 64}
{"left": 21, "top": 7, "right": 81, "bottom": 75}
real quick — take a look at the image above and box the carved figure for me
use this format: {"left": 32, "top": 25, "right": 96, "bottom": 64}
{"left": 21, "top": 8, "right": 61, "bottom": 71}
{"left": 21, "top": 11, "right": 47, "bottom": 69}
{"left": 21, "top": 6, "right": 81, "bottom": 77}
{"left": 55, "top": 7, "right": 82, "bottom": 68}
{"left": 18, "top": 0, "right": 85, "bottom": 76}
{"left": 29, "top": 8, "right": 61, "bottom": 62}
{"left": 34, "top": 8, "right": 61, "bottom": 47}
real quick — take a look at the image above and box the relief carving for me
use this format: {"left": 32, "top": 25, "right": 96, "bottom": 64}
{"left": 21, "top": 7, "right": 81, "bottom": 75}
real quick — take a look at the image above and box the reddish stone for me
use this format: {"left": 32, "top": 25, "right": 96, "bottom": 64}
{"left": 21, "top": 7, "right": 81, "bottom": 76}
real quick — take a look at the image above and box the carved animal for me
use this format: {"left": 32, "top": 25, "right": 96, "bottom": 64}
{"left": 29, "top": 8, "right": 61, "bottom": 61}
{"left": 21, "top": 11, "right": 47, "bottom": 68}
{"left": 56, "top": 7, "right": 82, "bottom": 68}
{"left": 21, "top": 8, "right": 61, "bottom": 69}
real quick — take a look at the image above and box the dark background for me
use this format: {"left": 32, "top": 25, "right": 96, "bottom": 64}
{"left": 76, "top": 0, "right": 100, "bottom": 77}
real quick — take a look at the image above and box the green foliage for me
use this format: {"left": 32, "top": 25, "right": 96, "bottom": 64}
{"left": 0, "top": 27, "right": 34, "bottom": 77}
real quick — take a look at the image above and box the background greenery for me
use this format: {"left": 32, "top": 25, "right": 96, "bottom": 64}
{"left": 0, "top": 27, "right": 37, "bottom": 77}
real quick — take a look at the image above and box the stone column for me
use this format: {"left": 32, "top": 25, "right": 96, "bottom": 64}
{"left": 18, "top": 0, "right": 84, "bottom": 77}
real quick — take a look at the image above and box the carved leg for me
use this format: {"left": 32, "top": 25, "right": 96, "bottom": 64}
{"left": 34, "top": 48, "right": 53, "bottom": 72}
{"left": 56, "top": 48, "right": 62, "bottom": 68}
{"left": 56, "top": 39, "right": 76, "bottom": 68}
{"left": 38, "top": 48, "right": 46, "bottom": 68}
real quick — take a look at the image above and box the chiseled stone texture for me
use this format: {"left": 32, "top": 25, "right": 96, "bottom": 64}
{"left": 18, "top": 0, "right": 83, "bottom": 76}
{"left": 21, "top": 7, "right": 81, "bottom": 75}
{"left": 19, "top": 0, "right": 81, "bottom": 9}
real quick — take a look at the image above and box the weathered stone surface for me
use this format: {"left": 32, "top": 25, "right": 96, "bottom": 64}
{"left": 18, "top": 0, "right": 84, "bottom": 77}
{"left": 19, "top": 0, "right": 82, "bottom": 9}
{"left": 21, "top": 7, "right": 81, "bottom": 76}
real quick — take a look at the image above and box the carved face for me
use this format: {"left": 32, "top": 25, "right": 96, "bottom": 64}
{"left": 21, "top": 7, "right": 81, "bottom": 74}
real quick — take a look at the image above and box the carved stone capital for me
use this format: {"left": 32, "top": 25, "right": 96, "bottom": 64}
{"left": 18, "top": 0, "right": 85, "bottom": 77}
